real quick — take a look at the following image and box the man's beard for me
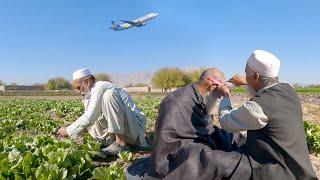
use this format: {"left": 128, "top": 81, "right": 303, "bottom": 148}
{"left": 204, "top": 92, "right": 219, "bottom": 116}
{"left": 246, "top": 85, "right": 256, "bottom": 97}
{"left": 81, "top": 85, "right": 91, "bottom": 97}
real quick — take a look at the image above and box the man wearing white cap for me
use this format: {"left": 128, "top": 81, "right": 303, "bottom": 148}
{"left": 57, "top": 68, "right": 148, "bottom": 155}
{"left": 215, "top": 50, "right": 316, "bottom": 179}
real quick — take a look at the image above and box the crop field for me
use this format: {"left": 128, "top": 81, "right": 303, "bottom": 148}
{"left": 0, "top": 95, "right": 319, "bottom": 179}
{"left": 0, "top": 97, "right": 160, "bottom": 179}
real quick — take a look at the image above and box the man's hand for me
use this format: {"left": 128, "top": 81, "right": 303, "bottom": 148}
{"left": 230, "top": 75, "right": 247, "bottom": 86}
{"left": 215, "top": 85, "right": 231, "bottom": 97}
{"left": 57, "top": 126, "right": 69, "bottom": 137}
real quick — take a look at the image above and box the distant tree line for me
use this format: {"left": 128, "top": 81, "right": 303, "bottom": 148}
{"left": 94, "top": 73, "right": 112, "bottom": 82}
{"left": 124, "top": 83, "right": 149, "bottom": 88}
{"left": 293, "top": 83, "right": 320, "bottom": 88}
{"left": 2, "top": 69, "right": 204, "bottom": 92}
{"left": 4, "top": 69, "right": 318, "bottom": 92}
{"left": 43, "top": 68, "right": 204, "bottom": 91}
{"left": 46, "top": 73, "right": 112, "bottom": 90}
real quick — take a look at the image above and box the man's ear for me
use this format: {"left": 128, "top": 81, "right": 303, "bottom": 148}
{"left": 254, "top": 73, "right": 260, "bottom": 82}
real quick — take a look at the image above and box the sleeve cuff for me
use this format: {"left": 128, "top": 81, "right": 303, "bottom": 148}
{"left": 66, "top": 116, "right": 90, "bottom": 139}
{"left": 66, "top": 125, "right": 75, "bottom": 138}
{"left": 219, "top": 97, "right": 232, "bottom": 111}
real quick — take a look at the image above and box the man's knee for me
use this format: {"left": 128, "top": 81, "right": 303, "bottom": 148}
{"left": 103, "top": 89, "right": 124, "bottom": 111}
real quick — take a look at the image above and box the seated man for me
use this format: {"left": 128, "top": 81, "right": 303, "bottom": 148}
{"left": 217, "top": 50, "right": 316, "bottom": 179}
{"left": 57, "top": 68, "right": 148, "bottom": 155}
{"left": 132, "top": 68, "right": 252, "bottom": 179}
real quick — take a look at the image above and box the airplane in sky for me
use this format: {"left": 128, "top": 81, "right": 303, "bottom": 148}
{"left": 110, "top": 13, "right": 159, "bottom": 31}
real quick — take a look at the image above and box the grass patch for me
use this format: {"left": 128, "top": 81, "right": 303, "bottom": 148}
{"left": 232, "top": 86, "right": 320, "bottom": 94}
{"left": 296, "top": 87, "right": 320, "bottom": 94}
{"left": 232, "top": 87, "right": 246, "bottom": 93}
{"left": 305, "top": 121, "right": 320, "bottom": 154}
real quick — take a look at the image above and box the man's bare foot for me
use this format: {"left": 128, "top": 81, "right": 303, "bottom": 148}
{"left": 115, "top": 134, "right": 126, "bottom": 146}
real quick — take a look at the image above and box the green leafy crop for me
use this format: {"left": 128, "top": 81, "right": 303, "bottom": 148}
{"left": 304, "top": 121, "right": 320, "bottom": 154}
{"left": 8, "top": 97, "right": 320, "bottom": 179}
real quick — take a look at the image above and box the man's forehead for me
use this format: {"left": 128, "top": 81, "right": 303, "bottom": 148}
{"left": 210, "top": 70, "right": 225, "bottom": 79}
{"left": 208, "top": 75, "right": 224, "bottom": 85}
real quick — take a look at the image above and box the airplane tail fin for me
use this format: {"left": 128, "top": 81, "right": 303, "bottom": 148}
{"left": 111, "top": 21, "right": 121, "bottom": 29}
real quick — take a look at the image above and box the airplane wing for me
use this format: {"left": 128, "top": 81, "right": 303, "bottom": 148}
{"left": 121, "top": 20, "right": 140, "bottom": 26}
{"left": 121, "top": 22, "right": 133, "bottom": 29}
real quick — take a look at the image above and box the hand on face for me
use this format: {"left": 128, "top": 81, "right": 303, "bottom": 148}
{"left": 230, "top": 75, "right": 247, "bottom": 86}
{"left": 215, "top": 84, "right": 231, "bottom": 97}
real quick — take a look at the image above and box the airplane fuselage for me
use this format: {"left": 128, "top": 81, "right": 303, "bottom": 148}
{"left": 110, "top": 13, "right": 158, "bottom": 31}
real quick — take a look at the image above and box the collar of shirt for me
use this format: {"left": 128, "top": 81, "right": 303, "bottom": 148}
{"left": 256, "top": 82, "right": 279, "bottom": 94}
{"left": 191, "top": 83, "right": 207, "bottom": 109}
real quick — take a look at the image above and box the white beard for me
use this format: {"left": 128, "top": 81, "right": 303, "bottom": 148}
{"left": 204, "top": 92, "right": 219, "bottom": 116}
{"left": 81, "top": 85, "right": 91, "bottom": 97}
{"left": 246, "top": 85, "right": 256, "bottom": 97}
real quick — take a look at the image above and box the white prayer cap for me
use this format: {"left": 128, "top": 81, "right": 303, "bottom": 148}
{"left": 247, "top": 50, "right": 280, "bottom": 78}
{"left": 73, "top": 68, "right": 92, "bottom": 80}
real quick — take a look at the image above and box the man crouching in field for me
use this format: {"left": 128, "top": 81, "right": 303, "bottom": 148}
{"left": 57, "top": 68, "right": 148, "bottom": 155}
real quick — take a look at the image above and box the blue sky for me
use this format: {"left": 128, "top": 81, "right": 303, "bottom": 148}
{"left": 0, "top": 0, "right": 319, "bottom": 85}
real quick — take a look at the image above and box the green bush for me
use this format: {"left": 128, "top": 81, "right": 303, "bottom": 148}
{"left": 184, "top": 68, "right": 205, "bottom": 84}
{"left": 152, "top": 67, "right": 188, "bottom": 92}
{"left": 46, "top": 77, "right": 72, "bottom": 90}
{"left": 94, "top": 73, "right": 112, "bottom": 82}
